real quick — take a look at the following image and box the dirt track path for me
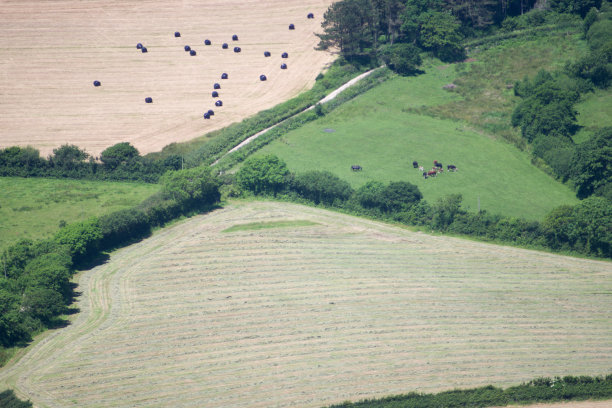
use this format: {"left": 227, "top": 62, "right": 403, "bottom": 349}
{"left": 1, "top": 201, "right": 610, "bottom": 407}
{"left": 0, "top": 0, "right": 335, "bottom": 157}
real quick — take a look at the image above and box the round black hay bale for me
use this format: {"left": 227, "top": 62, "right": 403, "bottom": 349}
{"left": 174, "top": 31, "right": 181, "bottom": 37}
{"left": 221, "top": 73, "right": 228, "bottom": 79}
{"left": 190, "top": 49, "right": 196, "bottom": 56}
{"left": 260, "top": 74, "right": 267, "bottom": 81}
{"left": 280, "top": 63, "right": 287, "bottom": 69}
{"left": 136, "top": 43, "right": 143, "bottom": 49}
{"left": 93, "top": 80, "right": 101, "bottom": 87}
{"left": 204, "top": 39, "right": 211, "bottom": 45}
{"left": 222, "top": 43, "right": 228, "bottom": 49}
{"left": 289, "top": 24, "right": 295, "bottom": 30}
{"left": 215, "top": 100, "right": 223, "bottom": 107}
{"left": 208, "top": 109, "right": 214, "bottom": 116}
{"left": 145, "top": 97, "right": 153, "bottom": 103}
{"left": 264, "top": 51, "right": 271, "bottom": 57}
{"left": 184, "top": 45, "right": 191, "bottom": 51}
{"left": 212, "top": 91, "right": 219, "bottom": 98}
{"left": 232, "top": 34, "right": 238, "bottom": 41}
{"left": 203, "top": 112, "right": 210, "bottom": 119}
{"left": 307, "top": 13, "right": 314, "bottom": 19}
{"left": 281, "top": 52, "right": 288, "bottom": 58}
{"left": 233, "top": 46, "right": 241, "bottom": 53}
{"left": 213, "top": 83, "right": 221, "bottom": 89}
{"left": 141, "top": 47, "right": 148, "bottom": 53}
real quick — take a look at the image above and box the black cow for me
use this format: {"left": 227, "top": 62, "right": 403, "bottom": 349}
{"left": 413, "top": 161, "right": 418, "bottom": 168}
{"left": 351, "top": 165, "right": 362, "bottom": 171}
{"left": 447, "top": 164, "right": 457, "bottom": 171}
{"left": 435, "top": 162, "right": 443, "bottom": 169}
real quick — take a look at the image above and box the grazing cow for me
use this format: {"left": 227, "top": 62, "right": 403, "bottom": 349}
{"left": 423, "top": 172, "right": 428, "bottom": 179}
{"left": 435, "top": 162, "right": 443, "bottom": 169}
{"left": 447, "top": 164, "right": 457, "bottom": 171}
{"left": 412, "top": 161, "right": 418, "bottom": 168}
{"left": 351, "top": 165, "right": 362, "bottom": 171}
{"left": 419, "top": 166, "right": 424, "bottom": 171}
{"left": 427, "top": 170, "right": 437, "bottom": 177}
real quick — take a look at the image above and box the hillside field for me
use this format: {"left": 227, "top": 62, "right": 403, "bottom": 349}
{"left": 0, "top": 177, "right": 158, "bottom": 250}
{"left": 0, "top": 0, "right": 335, "bottom": 158}
{"left": 2, "top": 201, "right": 609, "bottom": 407}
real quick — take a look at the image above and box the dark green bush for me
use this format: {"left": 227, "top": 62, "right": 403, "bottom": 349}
{"left": 291, "top": 170, "right": 354, "bottom": 205}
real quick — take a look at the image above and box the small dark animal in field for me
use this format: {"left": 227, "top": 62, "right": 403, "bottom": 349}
{"left": 351, "top": 165, "right": 362, "bottom": 171}
{"left": 423, "top": 172, "right": 428, "bottom": 179}
{"left": 435, "top": 162, "right": 443, "bottom": 169}
{"left": 447, "top": 164, "right": 457, "bottom": 171}
{"left": 413, "top": 161, "right": 418, "bottom": 168}
{"left": 427, "top": 170, "right": 437, "bottom": 177}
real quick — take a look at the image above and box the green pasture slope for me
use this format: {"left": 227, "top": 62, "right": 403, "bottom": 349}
{"left": 0, "top": 177, "right": 158, "bottom": 250}
{"left": 258, "top": 31, "right": 587, "bottom": 220}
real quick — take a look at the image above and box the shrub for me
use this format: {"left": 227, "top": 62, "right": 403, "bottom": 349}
{"left": 379, "top": 43, "right": 422, "bottom": 75}
{"left": 291, "top": 170, "right": 354, "bottom": 205}
{"left": 54, "top": 218, "right": 102, "bottom": 263}
{"left": 160, "top": 166, "right": 221, "bottom": 208}
{"left": 237, "top": 155, "right": 290, "bottom": 196}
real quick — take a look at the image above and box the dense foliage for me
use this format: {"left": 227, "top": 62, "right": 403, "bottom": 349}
{"left": 0, "top": 390, "right": 33, "bottom": 408}
{"left": 0, "top": 168, "right": 221, "bottom": 355}
{"left": 327, "top": 374, "right": 612, "bottom": 408}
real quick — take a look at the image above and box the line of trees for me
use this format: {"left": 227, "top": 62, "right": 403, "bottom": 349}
{"left": 0, "top": 167, "right": 220, "bottom": 356}
{"left": 233, "top": 155, "right": 611, "bottom": 258}
{"left": 0, "top": 142, "right": 182, "bottom": 183}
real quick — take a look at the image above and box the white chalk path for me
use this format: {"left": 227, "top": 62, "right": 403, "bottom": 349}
{"left": 213, "top": 68, "right": 378, "bottom": 165}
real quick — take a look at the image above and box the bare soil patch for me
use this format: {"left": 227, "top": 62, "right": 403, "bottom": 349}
{"left": 0, "top": 0, "right": 335, "bottom": 157}
{"left": 1, "top": 201, "right": 610, "bottom": 407}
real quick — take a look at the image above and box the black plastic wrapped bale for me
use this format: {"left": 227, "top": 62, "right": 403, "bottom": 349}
{"left": 260, "top": 74, "right": 267, "bottom": 81}
{"left": 212, "top": 91, "right": 219, "bottom": 98}
{"left": 145, "top": 97, "right": 153, "bottom": 103}
{"left": 141, "top": 47, "right": 148, "bottom": 53}
{"left": 221, "top": 73, "right": 228, "bottom": 79}
{"left": 204, "top": 39, "right": 211, "bottom": 45}
{"left": 289, "top": 24, "right": 295, "bottom": 30}
{"left": 307, "top": 13, "right": 314, "bottom": 19}
{"left": 281, "top": 52, "right": 288, "bottom": 58}
{"left": 232, "top": 34, "right": 238, "bottom": 41}
{"left": 184, "top": 45, "right": 191, "bottom": 51}
{"left": 233, "top": 47, "right": 241, "bottom": 53}
{"left": 136, "top": 43, "right": 143, "bottom": 49}
{"left": 264, "top": 51, "right": 271, "bottom": 57}
{"left": 174, "top": 31, "right": 181, "bottom": 37}
{"left": 208, "top": 109, "right": 214, "bottom": 116}
{"left": 190, "top": 49, "right": 196, "bottom": 56}
{"left": 203, "top": 112, "right": 210, "bottom": 119}
{"left": 215, "top": 100, "right": 223, "bottom": 107}
{"left": 213, "top": 83, "right": 221, "bottom": 89}
{"left": 280, "top": 63, "right": 287, "bottom": 69}
{"left": 93, "top": 80, "right": 101, "bottom": 87}
{"left": 222, "top": 43, "right": 228, "bottom": 49}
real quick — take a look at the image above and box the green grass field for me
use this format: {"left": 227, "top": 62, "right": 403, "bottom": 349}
{"left": 573, "top": 89, "right": 612, "bottom": 143}
{"left": 255, "top": 30, "right": 587, "bottom": 220}
{"left": 0, "top": 177, "right": 159, "bottom": 250}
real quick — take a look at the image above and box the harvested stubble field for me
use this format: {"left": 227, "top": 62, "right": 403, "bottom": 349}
{"left": 0, "top": 0, "right": 335, "bottom": 158}
{"left": 1, "top": 201, "right": 610, "bottom": 407}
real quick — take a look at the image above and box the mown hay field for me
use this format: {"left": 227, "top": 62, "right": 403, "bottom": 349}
{"left": 2, "top": 201, "right": 610, "bottom": 407}
{"left": 0, "top": 0, "right": 335, "bottom": 158}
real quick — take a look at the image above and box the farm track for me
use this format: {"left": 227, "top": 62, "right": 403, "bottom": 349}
{"left": 0, "top": 0, "right": 335, "bottom": 157}
{"left": 1, "top": 201, "right": 610, "bottom": 407}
